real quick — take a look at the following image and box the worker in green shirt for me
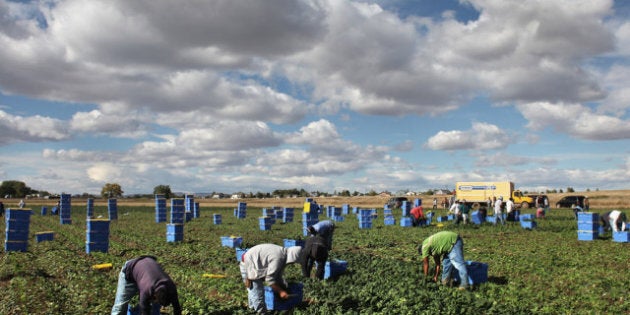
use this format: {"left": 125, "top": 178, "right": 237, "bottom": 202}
{"left": 418, "top": 231, "right": 468, "bottom": 290}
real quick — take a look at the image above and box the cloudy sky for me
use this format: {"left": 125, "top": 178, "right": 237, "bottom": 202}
{"left": 1, "top": 0, "right": 629, "bottom": 196}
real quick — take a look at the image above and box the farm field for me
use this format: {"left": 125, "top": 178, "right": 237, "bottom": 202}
{"left": 1, "top": 198, "right": 629, "bottom": 314}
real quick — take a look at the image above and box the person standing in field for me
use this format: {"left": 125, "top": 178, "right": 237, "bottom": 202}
{"left": 494, "top": 196, "right": 505, "bottom": 225}
{"left": 432, "top": 198, "right": 438, "bottom": 210}
{"left": 410, "top": 204, "right": 425, "bottom": 227}
{"left": 584, "top": 196, "right": 590, "bottom": 211}
{"left": 300, "top": 234, "right": 329, "bottom": 280}
{"left": 0, "top": 201, "right": 4, "bottom": 217}
{"left": 600, "top": 210, "right": 627, "bottom": 232}
{"left": 111, "top": 255, "right": 182, "bottom": 315}
{"left": 419, "top": 231, "right": 468, "bottom": 290}
{"left": 239, "top": 244, "right": 303, "bottom": 312}
{"left": 308, "top": 220, "right": 335, "bottom": 250}
{"left": 505, "top": 197, "right": 515, "bottom": 221}
{"left": 459, "top": 200, "right": 469, "bottom": 224}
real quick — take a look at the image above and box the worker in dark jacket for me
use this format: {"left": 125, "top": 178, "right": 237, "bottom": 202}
{"left": 300, "top": 234, "right": 329, "bottom": 279}
{"left": 111, "top": 256, "right": 182, "bottom": 315}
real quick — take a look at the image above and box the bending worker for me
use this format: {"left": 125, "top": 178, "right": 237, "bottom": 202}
{"left": 410, "top": 204, "right": 425, "bottom": 227}
{"left": 600, "top": 210, "right": 627, "bottom": 232}
{"left": 419, "top": 231, "right": 469, "bottom": 291}
{"left": 111, "top": 255, "right": 182, "bottom": 315}
{"left": 300, "top": 234, "right": 330, "bottom": 280}
{"left": 307, "top": 220, "right": 335, "bottom": 250}
{"left": 239, "top": 244, "right": 303, "bottom": 312}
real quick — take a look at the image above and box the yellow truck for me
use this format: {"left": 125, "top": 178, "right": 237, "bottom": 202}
{"left": 455, "top": 181, "right": 534, "bottom": 209}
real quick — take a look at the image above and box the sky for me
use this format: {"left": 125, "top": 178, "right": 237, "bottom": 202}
{"left": 0, "top": 0, "right": 629, "bottom": 196}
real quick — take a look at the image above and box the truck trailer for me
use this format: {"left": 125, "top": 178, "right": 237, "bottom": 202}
{"left": 455, "top": 181, "right": 534, "bottom": 209}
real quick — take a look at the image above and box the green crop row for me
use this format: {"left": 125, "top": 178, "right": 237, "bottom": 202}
{"left": 1, "top": 206, "right": 628, "bottom": 314}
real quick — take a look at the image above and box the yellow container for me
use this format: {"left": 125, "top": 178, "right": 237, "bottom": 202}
{"left": 303, "top": 202, "right": 311, "bottom": 213}
{"left": 92, "top": 263, "right": 113, "bottom": 271}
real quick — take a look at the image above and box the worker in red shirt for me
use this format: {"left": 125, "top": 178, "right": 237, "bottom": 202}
{"left": 410, "top": 205, "right": 425, "bottom": 227}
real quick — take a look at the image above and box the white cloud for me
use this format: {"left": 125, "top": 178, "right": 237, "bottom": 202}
{"left": 425, "top": 122, "right": 510, "bottom": 151}
{"left": 0, "top": 110, "right": 69, "bottom": 144}
{"left": 517, "top": 102, "right": 630, "bottom": 140}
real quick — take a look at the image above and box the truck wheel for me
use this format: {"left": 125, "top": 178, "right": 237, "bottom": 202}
{"left": 521, "top": 202, "right": 529, "bottom": 209}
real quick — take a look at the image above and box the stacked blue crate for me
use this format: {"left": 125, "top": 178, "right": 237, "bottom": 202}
{"left": 274, "top": 208, "right": 284, "bottom": 222}
{"left": 302, "top": 211, "right": 319, "bottom": 236}
{"left": 332, "top": 215, "right": 344, "bottom": 222}
{"left": 485, "top": 215, "right": 497, "bottom": 224}
{"left": 35, "top": 231, "right": 54, "bottom": 243}
{"left": 41, "top": 206, "right": 47, "bottom": 215}
{"left": 283, "top": 239, "right": 305, "bottom": 247}
{"left": 282, "top": 208, "right": 294, "bottom": 223}
{"left": 60, "top": 193, "right": 72, "bottom": 224}
{"left": 414, "top": 198, "right": 422, "bottom": 207}
{"left": 353, "top": 206, "right": 360, "bottom": 214}
{"left": 342, "top": 204, "right": 350, "bottom": 215}
{"left": 260, "top": 216, "right": 274, "bottom": 230}
{"left": 452, "top": 261, "right": 489, "bottom": 286}
{"left": 383, "top": 208, "right": 393, "bottom": 217}
{"left": 185, "top": 194, "right": 194, "bottom": 222}
{"left": 170, "top": 199, "right": 185, "bottom": 224}
{"left": 235, "top": 202, "right": 247, "bottom": 219}
{"left": 447, "top": 214, "right": 455, "bottom": 221}
{"left": 166, "top": 223, "right": 184, "bottom": 242}
{"left": 520, "top": 213, "right": 537, "bottom": 230}
{"left": 108, "top": 198, "right": 118, "bottom": 220}
{"left": 358, "top": 209, "right": 372, "bottom": 229}
{"left": 155, "top": 198, "right": 167, "bottom": 223}
{"left": 577, "top": 212, "right": 599, "bottom": 241}
{"left": 213, "top": 214, "right": 222, "bottom": 225}
{"left": 262, "top": 209, "right": 276, "bottom": 224}
{"left": 401, "top": 201, "right": 411, "bottom": 216}
{"left": 5, "top": 208, "right": 31, "bottom": 252}
{"left": 86, "top": 198, "right": 94, "bottom": 218}
{"left": 86, "top": 219, "right": 110, "bottom": 253}
{"left": 327, "top": 206, "right": 342, "bottom": 218}
{"left": 264, "top": 283, "right": 303, "bottom": 311}
{"left": 400, "top": 216, "right": 413, "bottom": 227}
{"left": 221, "top": 236, "right": 243, "bottom": 248}
{"left": 384, "top": 215, "right": 396, "bottom": 226}
{"left": 193, "top": 202, "right": 200, "bottom": 219}
{"left": 324, "top": 260, "right": 348, "bottom": 279}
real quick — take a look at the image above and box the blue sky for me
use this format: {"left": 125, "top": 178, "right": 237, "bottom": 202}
{"left": 0, "top": 0, "right": 629, "bottom": 195}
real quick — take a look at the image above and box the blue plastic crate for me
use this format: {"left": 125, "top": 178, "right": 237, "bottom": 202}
{"left": 577, "top": 221, "right": 598, "bottom": 231}
{"left": 166, "top": 224, "right": 184, "bottom": 234}
{"left": 5, "top": 230, "right": 29, "bottom": 241}
{"left": 324, "top": 260, "right": 348, "bottom": 279}
{"left": 453, "top": 261, "right": 488, "bottom": 286}
{"left": 520, "top": 214, "right": 535, "bottom": 221}
{"left": 5, "top": 209, "right": 32, "bottom": 220}
{"left": 485, "top": 215, "right": 497, "bottom": 223}
{"left": 166, "top": 233, "right": 184, "bottom": 242}
{"left": 127, "top": 303, "right": 161, "bottom": 315}
{"left": 400, "top": 217, "right": 413, "bottom": 227}
{"left": 358, "top": 222, "right": 372, "bottom": 229}
{"left": 612, "top": 231, "right": 629, "bottom": 243}
{"left": 86, "top": 220, "right": 110, "bottom": 231}
{"left": 384, "top": 217, "right": 396, "bottom": 226}
{"left": 86, "top": 232, "right": 110, "bottom": 243}
{"left": 577, "top": 212, "right": 598, "bottom": 222}
{"left": 85, "top": 242, "right": 109, "bottom": 253}
{"left": 437, "top": 216, "right": 449, "bottom": 223}
{"left": 264, "top": 283, "right": 303, "bottom": 311}
{"left": 577, "top": 231, "right": 598, "bottom": 241}
{"left": 520, "top": 220, "right": 537, "bottom": 230}
{"left": 4, "top": 241, "right": 28, "bottom": 252}
{"left": 35, "top": 232, "right": 54, "bottom": 242}
{"left": 283, "top": 239, "right": 305, "bottom": 248}
{"left": 259, "top": 224, "right": 272, "bottom": 231}
{"left": 236, "top": 247, "right": 248, "bottom": 261}
{"left": 221, "top": 236, "right": 243, "bottom": 248}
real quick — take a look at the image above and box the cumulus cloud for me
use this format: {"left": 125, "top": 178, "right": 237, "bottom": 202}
{"left": 517, "top": 102, "right": 630, "bottom": 140}
{"left": 0, "top": 110, "right": 69, "bottom": 144}
{"left": 425, "top": 122, "right": 510, "bottom": 151}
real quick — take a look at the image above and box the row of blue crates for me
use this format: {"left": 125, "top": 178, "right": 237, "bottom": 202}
{"left": 303, "top": 210, "right": 319, "bottom": 236}
{"left": 86, "top": 219, "right": 110, "bottom": 253}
